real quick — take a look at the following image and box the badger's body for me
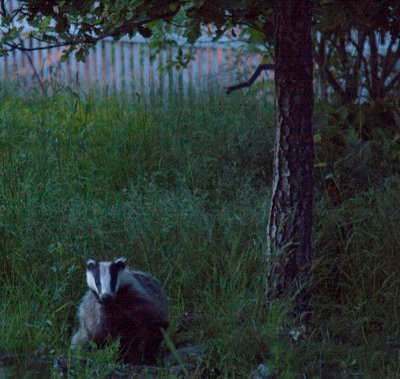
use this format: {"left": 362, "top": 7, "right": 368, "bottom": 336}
{"left": 71, "top": 257, "right": 168, "bottom": 364}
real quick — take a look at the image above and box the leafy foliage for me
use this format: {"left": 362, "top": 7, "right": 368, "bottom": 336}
{"left": 1, "top": 1, "right": 398, "bottom": 105}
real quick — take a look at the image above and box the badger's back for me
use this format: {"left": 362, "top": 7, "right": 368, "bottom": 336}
{"left": 128, "top": 269, "right": 168, "bottom": 320}
{"left": 103, "top": 269, "right": 169, "bottom": 335}
{"left": 102, "top": 270, "right": 168, "bottom": 362}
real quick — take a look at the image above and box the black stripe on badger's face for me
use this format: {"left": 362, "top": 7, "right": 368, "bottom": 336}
{"left": 86, "top": 258, "right": 127, "bottom": 302}
{"left": 109, "top": 261, "right": 120, "bottom": 294}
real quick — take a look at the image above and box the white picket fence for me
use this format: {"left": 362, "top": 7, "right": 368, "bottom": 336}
{"left": 0, "top": 0, "right": 270, "bottom": 99}
{"left": 0, "top": 34, "right": 267, "bottom": 99}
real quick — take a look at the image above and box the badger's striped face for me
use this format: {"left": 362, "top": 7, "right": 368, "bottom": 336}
{"left": 86, "top": 257, "right": 127, "bottom": 304}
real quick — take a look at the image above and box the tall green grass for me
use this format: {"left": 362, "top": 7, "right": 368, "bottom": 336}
{"left": 0, "top": 88, "right": 275, "bottom": 376}
{"left": 1, "top": 87, "right": 400, "bottom": 377}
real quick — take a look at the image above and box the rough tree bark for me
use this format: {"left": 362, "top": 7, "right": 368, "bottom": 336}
{"left": 266, "top": 0, "right": 314, "bottom": 319}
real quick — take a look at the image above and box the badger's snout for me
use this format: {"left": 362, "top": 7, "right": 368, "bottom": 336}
{"left": 99, "top": 293, "right": 114, "bottom": 304}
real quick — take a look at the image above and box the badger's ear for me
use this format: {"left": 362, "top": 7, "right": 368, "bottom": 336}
{"left": 114, "top": 257, "right": 127, "bottom": 270}
{"left": 86, "top": 259, "right": 97, "bottom": 270}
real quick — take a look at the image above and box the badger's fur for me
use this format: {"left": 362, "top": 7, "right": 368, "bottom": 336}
{"left": 71, "top": 257, "right": 168, "bottom": 364}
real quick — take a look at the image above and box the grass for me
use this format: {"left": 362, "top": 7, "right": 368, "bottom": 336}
{"left": 1, "top": 85, "right": 400, "bottom": 377}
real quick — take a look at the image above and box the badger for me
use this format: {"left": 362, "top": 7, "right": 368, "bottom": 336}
{"left": 71, "top": 257, "right": 169, "bottom": 364}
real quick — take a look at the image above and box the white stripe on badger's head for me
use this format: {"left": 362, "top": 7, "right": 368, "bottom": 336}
{"left": 86, "top": 257, "right": 127, "bottom": 303}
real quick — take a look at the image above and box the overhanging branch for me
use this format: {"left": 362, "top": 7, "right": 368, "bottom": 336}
{"left": 225, "top": 63, "right": 275, "bottom": 94}
{"left": 4, "top": 40, "right": 71, "bottom": 52}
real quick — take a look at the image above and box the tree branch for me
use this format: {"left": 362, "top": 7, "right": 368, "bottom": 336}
{"left": 225, "top": 63, "right": 275, "bottom": 94}
{"left": 0, "top": 0, "right": 6, "bottom": 16}
{"left": 324, "top": 67, "right": 345, "bottom": 99}
{"left": 3, "top": 40, "right": 71, "bottom": 52}
{"left": 382, "top": 35, "right": 400, "bottom": 82}
{"left": 20, "top": 40, "right": 47, "bottom": 94}
{"left": 385, "top": 70, "right": 400, "bottom": 94}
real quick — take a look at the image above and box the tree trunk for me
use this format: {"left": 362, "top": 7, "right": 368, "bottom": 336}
{"left": 266, "top": 0, "right": 314, "bottom": 318}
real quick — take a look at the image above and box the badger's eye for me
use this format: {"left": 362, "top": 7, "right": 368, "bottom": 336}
{"left": 86, "top": 259, "right": 97, "bottom": 271}
{"left": 114, "top": 257, "right": 126, "bottom": 271}
{"left": 114, "top": 261, "right": 125, "bottom": 271}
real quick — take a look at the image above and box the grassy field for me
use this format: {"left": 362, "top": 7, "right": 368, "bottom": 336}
{"left": 1, "top": 85, "right": 400, "bottom": 378}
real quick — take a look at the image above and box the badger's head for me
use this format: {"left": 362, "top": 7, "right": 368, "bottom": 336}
{"left": 86, "top": 257, "right": 128, "bottom": 304}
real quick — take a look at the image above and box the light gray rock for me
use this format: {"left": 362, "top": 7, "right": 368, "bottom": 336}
{"left": 250, "top": 364, "right": 276, "bottom": 379}
{"left": 163, "top": 344, "right": 206, "bottom": 367}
